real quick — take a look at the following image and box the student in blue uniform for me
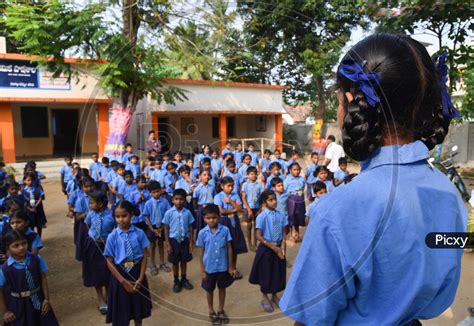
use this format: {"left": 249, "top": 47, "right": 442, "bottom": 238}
{"left": 21, "top": 173, "right": 46, "bottom": 238}
{"left": 142, "top": 156, "right": 155, "bottom": 180}
{"left": 241, "top": 166, "right": 263, "bottom": 252}
{"left": 238, "top": 154, "right": 251, "bottom": 180}
{"left": 272, "top": 149, "right": 286, "bottom": 175}
{"left": 305, "top": 181, "right": 327, "bottom": 225}
{"left": 116, "top": 170, "right": 138, "bottom": 202}
{"left": 193, "top": 171, "right": 216, "bottom": 233}
{"left": 126, "top": 155, "right": 141, "bottom": 179}
{"left": 9, "top": 210, "right": 43, "bottom": 255}
{"left": 196, "top": 204, "right": 236, "bottom": 325}
{"left": 150, "top": 158, "right": 166, "bottom": 186}
{"left": 0, "top": 230, "right": 59, "bottom": 326}
{"left": 249, "top": 190, "right": 287, "bottom": 313}
{"left": 99, "top": 157, "right": 112, "bottom": 183}
{"left": 284, "top": 162, "right": 306, "bottom": 242}
{"left": 304, "top": 152, "right": 319, "bottom": 181}
{"left": 173, "top": 151, "right": 186, "bottom": 170}
{"left": 109, "top": 163, "right": 126, "bottom": 207}
{"left": 195, "top": 145, "right": 212, "bottom": 168}
{"left": 175, "top": 165, "right": 196, "bottom": 216}
{"left": 142, "top": 181, "right": 171, "bottom": 276}
{"left": 221, "top": 141, "right": 233, "bottom": 159}
{"left": 0, "top": 183, "right": 24, "bottom": 211}
{"left": 260, "top": 149, "right": 272, "bottom": 182}
{"left": 285, "top": 150, "right": 299, "bottom": 174}
{"left": 163, "top": 162, "right": 179, "bottom": 202}
{"left": 201, "top": 158, "right": 218, "bottom": 188}
{"left": 60, "top": 155, "right": 74, "bottom": 195}
{"left": 82, "top": 190, "right": 115, "bottom": 315}
{"left": 265, "top": 162, "right": 285, "bottom": 190}
{"left": 280, "top": 33, "right": 468, "bottom": 325}
{"left": 121, "top": 143, "right": 135, "bottom": 164}
{"left": 104, "top": 200, "right": 151, "bottom": 326}
{"left": 333, "top": 157, "right": 350, "bottom": 186}
{"left": 271, "top": 177, "right": 288, "bottom": 224}
{"left": 124, "top": 176, "right": 150, "bottom": 233}
{"left": 211, "top": 150, "right": 224, "bottom": 178}
{"left": 233, "top": 143, "right": 244, "bottom": 168}
{"left": 89, "top": 153, "right": 102, "bottom": 182}
{"left": 312, "top": 165, "right": 334, "bottom": 196}
{"left": 162, "top": 153, "right": 171, "bottom": 171}
{"left": 246, "top": 144, "right": 259, "bottom": 168}
{"left": 222, "top": 159, "right": 242, "bottom": 196}
{"left": 214, "top": 177, "right": 247, "bottom": 279}
{"left": 163, "top": 189, "right": 195, "bottom": 293}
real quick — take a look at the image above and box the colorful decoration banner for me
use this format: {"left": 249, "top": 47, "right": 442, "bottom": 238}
{"left": 104, "top": 105, "right": 133, "bottom": 162}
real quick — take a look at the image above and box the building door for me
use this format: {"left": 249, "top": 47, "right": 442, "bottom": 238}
{"left": 158, "top": 117, "right": 170, "bottom": 155}
{"left": 52, "top": 109, "right": 80, "bottom": 156}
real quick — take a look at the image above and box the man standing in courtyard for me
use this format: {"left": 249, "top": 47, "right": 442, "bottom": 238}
{"left": 324, "top": 135, "right": 345, "bottom": 172}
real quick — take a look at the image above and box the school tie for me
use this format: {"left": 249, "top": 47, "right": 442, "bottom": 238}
{"left": 250, "top": 184, "right": 258, "bottom": 207}
{"left": 176, "top": 212, "right": 184, "bottom": 243}
{"left": 153, "top": 200, "right": 161, "bottom": 226}
{"left": 206, "top": 186, "right": 213, "bottom": 204}
{"left": 95, "top": 212, "right": 103, "bottom": 241}
{"left": 24, "top": 265, "right": 41, "bottom": 310}
{"left": 124, "top": 232, "right": 134, "bottom": 272}
{"left": 271, "top": 211, "right": 280, "bottom": 243}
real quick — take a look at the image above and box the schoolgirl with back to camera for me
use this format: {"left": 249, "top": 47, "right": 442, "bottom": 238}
{"left": 280, "top": 33, "right": 467, "bottom": 325}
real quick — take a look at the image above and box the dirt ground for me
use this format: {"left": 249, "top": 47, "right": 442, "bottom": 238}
{"left": 38, "top": 180, "right": 473, "bottom": 326}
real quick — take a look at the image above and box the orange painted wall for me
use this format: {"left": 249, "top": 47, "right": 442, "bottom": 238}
{"left": 97, "top": 103, "right": 109, "bottom": 157}
{"left": 275, "top": 114, "right": 283, "bottom": 151}
{"left": 219, "top": 114, "right": 227, "bottom": 150}
{"left": 0, "top": 103, "right": 16, "bottom": 163}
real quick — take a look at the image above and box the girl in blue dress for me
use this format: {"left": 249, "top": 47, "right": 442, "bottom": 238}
{"left": 284, "top": 163, "right": 306, "bottom": 242}
{"left": 21, "top": 173, "right": 46, "bottom": 238}
{"left": 280, "top": 33, "right": 468, "bottom": 325}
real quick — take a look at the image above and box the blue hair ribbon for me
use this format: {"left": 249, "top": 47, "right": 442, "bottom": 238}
{"left": 433, "top": 53, "right": 462, "bottom": 119}
{"left": 337, "top": 59, "right": 381, "bottom": 107}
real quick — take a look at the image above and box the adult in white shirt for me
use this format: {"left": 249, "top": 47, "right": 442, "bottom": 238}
{"left": 324, "top": 135, "right": 345, "bottom": 172}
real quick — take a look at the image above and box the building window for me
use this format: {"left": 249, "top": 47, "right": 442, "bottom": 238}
{"left": 227, "top": 117, "right": 236, "bottom": 138}
{"left": 212, "top": 117, "right": 219, "bottom": 138}
{"left": 21, "top": 107, "right": 49, "bottom": 137}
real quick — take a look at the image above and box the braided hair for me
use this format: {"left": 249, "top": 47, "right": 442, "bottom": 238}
{"left": 337, "top": 33, "right": 448, "bottom": 161}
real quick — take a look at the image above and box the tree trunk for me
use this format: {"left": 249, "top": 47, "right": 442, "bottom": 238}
{"left": 315, "top": 75, "right": 326, "bottom": 119}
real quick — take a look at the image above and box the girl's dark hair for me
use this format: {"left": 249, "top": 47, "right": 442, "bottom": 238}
{"left": 166, "top": 162, "right": 177, "bottom": 170}
{"left": 269, "top": 162, "right": 281, "bottom": 170}
{"left": 288, "top": 162, "right": 301, "bottom": 171}
{"left": 7, "top": 182, "right": 20, "bottom": 189}
{"left": 102, "top": 157, "right": 110, "bottom": 164}
{"left": 11, "top": 209, "right": 29, "bottom": 223}
{"left": 138, "top": 175, "right": 147, "bottom": 183}
{"left": 147, "top": 180, "right": 161, "bottom": 191}
{"left": 23, "top": 172, "right": 36, "bottom": 181}
{"left": 89, "top": 190, "right": 108, "bottom": 207}
{"left": 247, "top": 166, "right": 258, "bottom": 175}
{"left": 313, "top": 180, "right": 327, "bottom": 193}
{"left": 4, "top": 198, "right": 20, "bottom": 213}
{"left": 226, "top": 159, "right": 236, "bottom": 167}
{"left": 178, "top": 165, "right": 191, "bottom": 175}
{"left": 270, "top": 177, "right": 284, "bottom": 188}
{"left": 203, "top": 204, "right": 220, "bottom": 217}
{"left": 4, "top": 230, "right": 27, "bottom": 249}
{"left": 314, "top": 165, "right": 330, "bottom": 178}
{"left": 202, "top": 157, "right": 211, "bottom": 165}
{"left": 337, "top": 33, "right": 448, "bottom": 161}
{"left": 80, "top": 176, "right": 95, "bottom": 187}
{"left": 221, "top": 176, "right": 234, "bottom": 186}
{"left": 123, "top": 170, "right": 134, "bottom": 178}
{"left": 172, "top": 188, "right": 187, "bottom": 198}
{"left": 259, "top": 189, "right": 276, "bottom": 205}
{"left": 242, "top": 154, "right": 251, "bottom": 161}
{"left": 264, "top": 149, "right": 272, "bottom": 155}
{"left": 115, "top": 200, "right": 140, "bottom": 217}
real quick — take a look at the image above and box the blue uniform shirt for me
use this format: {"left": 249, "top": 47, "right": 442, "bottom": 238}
{"left": 164, "top": 173, "right": 178, "bottom": 195}
{"left": 142, "top": 197, "right": 171, "bottom": 227}
{"left": 266, "top": 173, "right": 286, "bottom": 189}
{"left": 85, "top": 209, "right": 116, "bottom": 241}
{"left": 99, "top": 165, "right": 112, "bottom": 181}
{"left": 214, "top": 192, "right": 242, "bottom": 212}
{"left": 238, "top": 164, "right": 249, "bottom": 180}
{"left": 233, "top": 150, "right": 243, "bottom": 167}
{"left": 248, "top": 151, "right": 259, "bottom": 167}
{"left": 175, "top": 178, "right": 193, "bottom": 194}
{"left": 162, "top": 207, "right": 194, "bottom": 240}
{"left": 89, "top": 161, "right": 102, "bottom": 181}
{"left": 60, "top": 164, "right": 74, "bottom": 183}
{"left": 304, "top": 163, "right": 319, "bottom": 180}
{"left": 256, "top": 208, "right": 288, "bottom": 243}
{"left": 260, "top": 158, "right": 271, "bottom": 172}
{"left": 193, "top": 183, "right": 215, "bottom": 206}
{"left": 275, "top": 191, "right": 288, "bottom": 218}
{"left": 241, "top": 181, "right": 263, "bottom": 209}
{"left": 272, "top": 158, "right": 287, "bottom": 172}
{"left": 26, "top": 228, "right": 43, "bottom": 250}
{"left": 280, "top": 141, "right": 468, "bottom": 325}
{"left": 117, "top": 182, "right": 138, "bottom": 201}
{"left": 222, "top": 170, "right": 242, "bottom": 195}
{"left": 211, "top": 158, "right": 223, "bottom": 177}
{"left": 125, "top": 189, "right": 150, "bottom": 224}
{"left": 150, "top": 169, "right": 167, "bottom": 186}
{"left": 196, "top": 224, "right": 232, "bottom": 273}
{"left": 284, "top": 175, "right": 305, "bottom": 194}
{"left": 0, "top": 253, "right": 48, "bottom": 288}
{"left": 333, "top": 168, "right": 348, "bottom": 184}
{"left": 104, "top": 225, "right": 150, "bottom": 265}
{"left": 125, "top": 162, "right": 141, "bottom": 179}
{"left": 221, "top": 148, "right": 233, "bottom": 159}
{"left": 74, "top": 191, "right": 90, "bottom": 214}
{"left": 105, "top": 170, "right": 118, "bottom": 184}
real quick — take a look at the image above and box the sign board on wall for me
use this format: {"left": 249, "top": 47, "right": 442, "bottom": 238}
{"left": 0, "top": 59, "right": 71, "bottom": 90}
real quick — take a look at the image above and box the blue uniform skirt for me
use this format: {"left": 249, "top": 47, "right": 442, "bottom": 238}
{"left": 249, "top": 243, "right": 286, "bottom": 294}
{"left": 195, "top": 205, "right": 207, "bottom": 233}
{"left": 220, "top": 214, "right": 248, "bottom": 255}
{"left": 106, "top": 261, "right": 152, "bottom": 326}
{"left": 287, "top": 194, "right": 306, "bottom": 227}
{"left": 82, "top": 237, "right": 110, "bottom": 287}
{"left": 26, "top": 203, "right": 47, "bottom": 229}
{"left": 74, "top": 218, "right": 88, "bottom": 261}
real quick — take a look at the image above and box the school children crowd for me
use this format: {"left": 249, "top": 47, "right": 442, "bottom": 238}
{"left": 0, "top": 138, "right": 354, "bottom": 326}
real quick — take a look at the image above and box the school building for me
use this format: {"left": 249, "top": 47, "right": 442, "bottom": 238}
{"left": 0, "top": 53, "right": 286, "bottom": 163}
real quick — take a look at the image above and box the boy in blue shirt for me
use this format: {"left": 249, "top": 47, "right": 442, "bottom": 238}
{"left": 241, "top": 166, "right": 263, "bottom": 252}
{"left": 333, "top": 157, "right": 350, "bottom": 187}
{"left": 163, "top": 189, "right": 195, "bottom": 293}
{"left": 247, "top": 144, "right": 259, "bottom": 167}
{"left": 60, "top": 155, "right": 73, "bottom": 195}
{"left": 88, "top": 153, "right": 102, "bottom": 182}
{"left": 196, "top": 204, "right": 236, "bottom": 324}
{"left": 222, "top": 160, "right": 242, "bottom": 196}
{"left": 143, "top": 181, "right": 172, "bottom": 276}
{"left": 98, "top": 157, "right": 112, "bottom": 183}
{"left": 126, "top": 154, "right": 141, "bottom": 179}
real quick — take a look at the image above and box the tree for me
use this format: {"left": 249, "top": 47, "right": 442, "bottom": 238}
{"left": 3, "top": 0, "right": 186, "bottom": 157}
{"left": 365, "top": 1, "right": 474, "bottom": 119}
{"left": 237, "top": 0, "right": 367, "bottom": 120}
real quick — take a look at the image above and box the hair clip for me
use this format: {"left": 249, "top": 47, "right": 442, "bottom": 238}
{"left": 433, "top": 53, "right": 461, "bottom": 119}
{"left": 337, "top": 59, "right": 381, "bottom": 107}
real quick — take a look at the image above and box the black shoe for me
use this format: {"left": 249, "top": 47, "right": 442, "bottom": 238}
{"left": 173, "top": 280, "right": 182, "bottom": 293}
{"left": 181, "top": 278, "right": 194, "bottom": 290}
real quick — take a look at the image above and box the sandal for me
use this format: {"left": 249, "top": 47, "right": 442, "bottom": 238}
{"left": 218, "top": 310, "right": 230, "bottom": 324}
{"left": 260, "top": 300, "right": 274, "bottom": 313}
{"left": 209, "top": 312, "right": 219, "bottom": 325}
{"left": 159, "top": 262, "right": 171, "bottom": 273}
{"left": 149, "top": 265, "right": 159, "bottom": 276}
